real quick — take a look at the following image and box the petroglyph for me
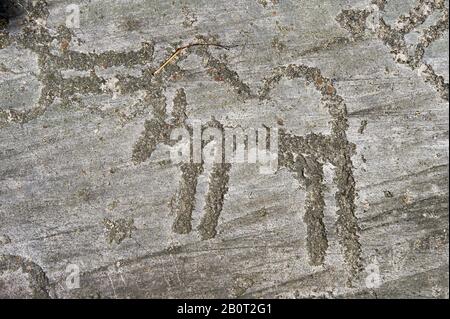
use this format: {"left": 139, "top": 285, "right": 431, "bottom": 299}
{"left": 0, "top": 1, "right": 154, "bottom": 127}
{"left": 0, "top": 254, "right": 51, "bottom": 298}
{"left": 336, "top": 0, "right": 449, "bottom": 100}
{"left": 265, "top": 65, "right": 362, "bottom": 275}
{"left": 1, "top": 0, "right": 362, "bottom": 280}
{"left": 257, "top": 0, "right": 279, "bottom": 8}
{"left": 103, "top": 218, "right": 136, "bottom": 244}
{"left": 131, "top": 51, "right": 362, "bottom": 276}
{"left": 1, "top": 0, "right": 447, "bottom": 299}
{"left": 132, "top": 86, "right": 234, "bottom": 242}
{"left": 171, "top": 163, "right": 204, "bottom": 234}
{"left": 0, "top": 235, "right": 11, "bottom": 245}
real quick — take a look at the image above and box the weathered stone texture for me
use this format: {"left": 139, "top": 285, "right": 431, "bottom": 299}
{"left": 0, "top": 0, "right": 448, "bottom": 298}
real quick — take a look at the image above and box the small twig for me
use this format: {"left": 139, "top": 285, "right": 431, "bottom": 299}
{"left": 16, "top": 2, "right": 31, "bottom": 16}
{"left": 152, "top": 42, "right": 234, "bottom": 76}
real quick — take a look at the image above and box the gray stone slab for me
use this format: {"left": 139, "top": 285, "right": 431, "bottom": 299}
{"left": 0, "top": 0, "right": 448, "bottom": 298}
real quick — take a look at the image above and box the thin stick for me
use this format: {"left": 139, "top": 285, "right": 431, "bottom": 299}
{"left": 16, "top": 2, "right": 31, "bottom": 16}
{"left": 152, "top": 43, "right": 234, "bottom": 76}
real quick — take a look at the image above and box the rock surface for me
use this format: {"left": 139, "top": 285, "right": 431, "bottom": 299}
{"left": 0, "top": 0, "right": 448, "bottom": 298}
